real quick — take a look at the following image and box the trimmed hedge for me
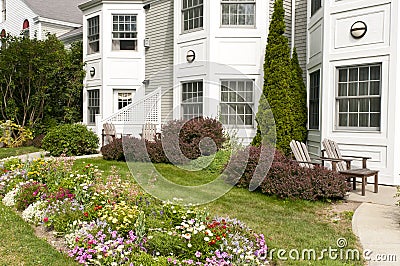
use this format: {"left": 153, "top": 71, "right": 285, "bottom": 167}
{"left": 42, "top": 124, "right": 98, "bottom": 156}
{"left": 224, "top": 146, "right": 350, "bottom": 201}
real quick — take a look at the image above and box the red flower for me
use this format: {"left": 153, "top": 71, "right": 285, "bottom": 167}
{"left": 43, "top": 217, "right": 49, "bottom": 223}
{"left": 84, "top": 212, "right": 88, "bottom": 217}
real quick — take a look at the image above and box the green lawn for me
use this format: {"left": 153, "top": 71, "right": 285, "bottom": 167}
{"left": 0, "top": 146, "right": 41, "bottom": 159}
{"left": 0, "top": 156, "right": 363, "bottom": 265}
{"left": 74, "top": 158, "right": 363, "bottom": 266}
{"left": 0, "top": 203, "right": 78, "bottom": 266}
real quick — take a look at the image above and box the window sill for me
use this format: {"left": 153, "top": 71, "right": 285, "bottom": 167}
{"left": 181, "top": 27, "right": 204, "bottom": 35}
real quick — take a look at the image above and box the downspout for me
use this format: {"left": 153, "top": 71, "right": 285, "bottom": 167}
{"left": 291, "top": 0, "right": 296, "bottom": 55}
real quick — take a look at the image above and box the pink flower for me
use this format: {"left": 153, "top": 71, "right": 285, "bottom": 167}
{"left": 43, "top": 217, "right": 48, "bottom": 223}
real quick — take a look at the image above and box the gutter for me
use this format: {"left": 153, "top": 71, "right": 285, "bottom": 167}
{"left": 291, "top": 0, "right": 296, "bottom": 55}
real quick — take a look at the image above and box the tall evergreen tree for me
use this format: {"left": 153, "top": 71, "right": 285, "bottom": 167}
{"left": 290, "top": 48, "right": 308, "bottom": 143}
{"left": 252, "top": 0, "right": 307, "bottom": 154}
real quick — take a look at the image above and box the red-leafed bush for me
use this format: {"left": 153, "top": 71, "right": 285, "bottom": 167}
{"left": 101, "top": 138, "right": 125, "bottom": 161}
{"left": 224, "top": 146, "right": 350, "bottom": 201}
{"left": 101, "top": 118, "right": 226, "bottom": 165}
{"left": 162, "top": 117, "right": 226, "bottom": 164}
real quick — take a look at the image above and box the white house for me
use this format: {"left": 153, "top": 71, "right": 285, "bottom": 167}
{"left": 79, "top": 0, "right": 307, "bottom": 146}
{"left": 0, "top": 0, "right": 83, "bottom": 43}
{"left": 306, "top": 0, "right": 400, "bottom": 185}
{"left": 3, "top": 0, "right": 399, "bottom": 185}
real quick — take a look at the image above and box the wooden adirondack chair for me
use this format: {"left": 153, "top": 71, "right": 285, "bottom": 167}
{"left": 321, "top": 138, "right": 378, "bottom": 196}
{"left": 290, "top": 140, "right": 342, "bottom": 170}
{"left": 141, "top": 123, "right": 158, "bottom": 142}
{"left": 102, "top": 123, "right": 116, "bottom": 146}
{"left": 322, "top": 138, "right": 370, "bottom": 171}
{"left": 290, "top": 140, "right": 318, "bottom": 168}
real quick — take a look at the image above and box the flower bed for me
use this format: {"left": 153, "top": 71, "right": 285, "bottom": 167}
{"left": 0, "top": 157, "right": 269, "bottom": 265}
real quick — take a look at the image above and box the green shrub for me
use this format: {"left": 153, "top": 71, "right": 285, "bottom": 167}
{"left": 42, "top": 124, "right": 98, "bottom": 156}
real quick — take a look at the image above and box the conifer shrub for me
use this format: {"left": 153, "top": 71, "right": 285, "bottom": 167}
{"left": 224, "top": 146, "right": 350, "bottom": 201}
{"left": 42, "top": 124, "right": 98, "bottom": 156}
{"left": 252, "top": 0, "right": 308, "bottom": 154}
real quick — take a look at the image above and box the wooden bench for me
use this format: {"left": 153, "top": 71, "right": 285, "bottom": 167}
{"left": 338, "top": 168, "right": 379, "bottom": 196}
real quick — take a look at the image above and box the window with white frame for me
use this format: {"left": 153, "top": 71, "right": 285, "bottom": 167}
{"left": 182, "top": 0, "right": 203, "bottom": 32}
{"left": 88, "top": 16, "right": 99, "bottom": 54}
{"left": 221, "top": 0, "right": 255, "bottom": 26}
{"left": 336, "top": 64, "right": 381, "bottom": 130}
{"left": 220, "top": 80, "right": 254, "bottom": 126}
{"left": 116, "top": 91, "right": 134, "bottom": 110}
{"left": 1, "top": 0, "right": 6, "bottom": 21}
{"left": 311, "top": 0, "right": 321, "bottom": 16}
{"left": 182, "top": 81, "right": 203, "bottom": 120}
{"left": 88, "top": 89, "right": 100, "bottom": 124}
{"left": 309, "top": 70, "right": 320, "bottom": 130}
{"left": 112, "top": 14, "right": 137, "bottom": 51}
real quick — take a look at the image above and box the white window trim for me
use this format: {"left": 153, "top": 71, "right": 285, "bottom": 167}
{"left": 220, "top": 0, "right": 256, "bottom": 28}
{"left": 113, "top": 89, "right": 135, "bottom": 112}
{"left": 181, "top": 80, "right": 204, "bottom": 120}
{"left": 87, "top": 16, "right": 100, "bottom": 55}
{"left": 219, "top": 79, "right": 255, "bottom": 127}
{"left": 335, "top": 64, "right": 382, "bottom": 131}
{"left": 111, "top": 14, "right": 138, "bottom": 51}
{"left": 87, "top": 89, "right": 100, "bottom": 125}
{"left": 182, "top": 0, "right": 204, "bottom": 33}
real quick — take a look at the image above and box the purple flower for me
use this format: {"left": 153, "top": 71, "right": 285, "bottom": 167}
{"left": 195, "top": 251, "right": 202, "bottom": 258}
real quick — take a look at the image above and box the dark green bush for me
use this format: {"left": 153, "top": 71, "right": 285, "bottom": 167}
{"left": 224, "top": 146, "right": 350, "bottom": 201}
{"left": 42, "top": 124, "right": 98, "bottom": 156}
{"left": 32, "top": 134, "right": 45, "bottom": 148}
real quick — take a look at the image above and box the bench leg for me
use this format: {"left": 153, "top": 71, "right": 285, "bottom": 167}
{"left": 374, "top": 173, "right": 378, "bottom": 193}
{"left": 353, "top": 177, "right": 356, "bottom": 190}
{"left": 361, "top": 176, "right": 366, "bottom": 196}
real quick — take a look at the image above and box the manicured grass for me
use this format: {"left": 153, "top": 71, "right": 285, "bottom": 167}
{"left": 0, "top": 146, "right": 41, "bottom": 159}
{"left": 74, "top": 158, "right": 363, "bottom": 266}
{"left": 0, "top": 202, "right": 78, "bottom": 266}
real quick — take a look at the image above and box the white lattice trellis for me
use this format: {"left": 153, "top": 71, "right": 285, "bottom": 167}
{"left": 102, "top": 88, "right": 161, "bottom": 125}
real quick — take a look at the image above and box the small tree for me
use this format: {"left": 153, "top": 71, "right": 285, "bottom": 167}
{"left": 0, "top": 35, "right": 85, "bottom": 134}
{"left": 252, "top": 0, "right": 307, "bottom": 154}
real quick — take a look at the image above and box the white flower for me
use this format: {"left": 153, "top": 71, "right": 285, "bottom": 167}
{"left": 204, "top": 237, "right": 210, "bottom": 242}
{"left": 22, "top": 200, "right": 45, "bottom": 225}
{"left": 2, "top": 187, "right": 19, "bottom": 207}
{"left": 187, "top": 243, "right": 192, "bottom": 248}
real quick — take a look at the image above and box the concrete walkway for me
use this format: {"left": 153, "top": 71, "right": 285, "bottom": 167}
{"left": 349, "top": 184, "right": 400, "bottom": 265}
{"left": 0, "top": 151, "right": 102, "bottom": 163}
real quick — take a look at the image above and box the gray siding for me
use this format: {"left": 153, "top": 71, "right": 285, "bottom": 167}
{"left": 144, "top": 0, "right": 174, "bottom": 123}
{"left": 307, "top": 130, "right": 321, "bottom": 159}
{"left": 269, "top": 0, "right": 307, "bottom": 80}
{"left": 294, "top": 0, "right": 307, "bottom": 81}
